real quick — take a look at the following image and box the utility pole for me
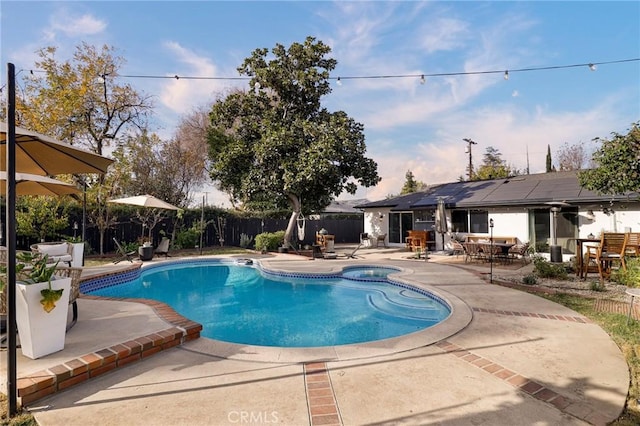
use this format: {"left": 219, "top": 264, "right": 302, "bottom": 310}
{"left": 463, "top": 138, "right": 477, "bottom": 180}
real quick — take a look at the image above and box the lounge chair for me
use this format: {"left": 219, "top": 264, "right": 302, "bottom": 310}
{"left": 30, "top": 241, "right": 74, "bottom": 266}
{"left": 113, "top": 237, "right": 136, "bottom": 264}
{"left": 155, "top": 238, "right": 171, "bottom": 258}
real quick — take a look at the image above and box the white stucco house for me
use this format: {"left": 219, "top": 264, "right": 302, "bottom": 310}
{"left": 357, "top": 171, "right": 640, "bottom": 261}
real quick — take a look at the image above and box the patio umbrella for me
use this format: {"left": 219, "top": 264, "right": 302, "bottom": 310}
{"left": 435, "top": 197, "right": 448, "bottom": 250}
{"left": 0, "top": 171, "right": 80, "bottom": 196}
{"left": 108, "top": 194, "right": 180, "bottom": 210}
{"left": 0, "top": 121, "right": 114, "bottom": 176}
{"left": 3, "top": 63, "right": 115, "bottom": 416}
{"left": 108, "top": 195, "right": 180, "bottom": 241}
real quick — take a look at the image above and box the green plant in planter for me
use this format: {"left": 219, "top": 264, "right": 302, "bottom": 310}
{"left": 0, "top": 252, "right": 62, "bottom": 313}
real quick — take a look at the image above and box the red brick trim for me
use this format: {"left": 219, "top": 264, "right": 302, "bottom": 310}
{"left": 435, "top": 340, "right": 612, "bottom": 425}
{"left": 304, "top": 362, "right": 343, "bottom": 426}
{"left": 18, "top": 297, "right": 202, "bottom": 406}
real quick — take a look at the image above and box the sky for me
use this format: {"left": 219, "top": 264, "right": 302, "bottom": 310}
{"left": 1, "top": 1, "right": 639, "bottom": 208}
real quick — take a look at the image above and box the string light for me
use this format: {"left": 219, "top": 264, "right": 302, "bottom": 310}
{"left": 3, "top": 58, "right": 638, "bottom": 92}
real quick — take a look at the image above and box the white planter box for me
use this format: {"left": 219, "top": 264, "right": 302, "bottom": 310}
{"left": 16, "top": 277, "right": 71, "bottom": 359}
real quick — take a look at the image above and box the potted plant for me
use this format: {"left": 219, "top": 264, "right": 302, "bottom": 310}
{"left": 1, "top": 252, "right": 71, "bottom": 359}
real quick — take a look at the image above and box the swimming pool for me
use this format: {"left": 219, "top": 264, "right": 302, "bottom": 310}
{"left": 86, "top": 260, "right": 451, "bottom": 347}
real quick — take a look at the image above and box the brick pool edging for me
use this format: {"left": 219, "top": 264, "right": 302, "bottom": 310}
{"left": 17, "top": 292, "right": 203, "bottom": 406}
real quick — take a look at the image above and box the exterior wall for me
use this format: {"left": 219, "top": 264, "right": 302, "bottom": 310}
{"left": 579, "top": 207, "right": 640, "bottom": 236}
{"left": 363, "top": 209, "right": 390, "bottom": 242}
{"left": 362, "top": 203, "right": 640, "bottom": 257}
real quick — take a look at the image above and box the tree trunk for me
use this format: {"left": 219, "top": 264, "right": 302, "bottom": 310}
{"left": 284, "top": 193, "right": 301, "bottom": 249}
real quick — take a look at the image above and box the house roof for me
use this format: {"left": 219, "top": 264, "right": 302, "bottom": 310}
{"left": 361, "top": 171, "right": 639, "bottom": 210}
{"left": 323, "top": 198, "right": 369, "bottom": 214}
{"left": 355, "top": 191, "right": 430, "bottom": 211}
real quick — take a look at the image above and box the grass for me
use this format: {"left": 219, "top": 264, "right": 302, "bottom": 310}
{"left": 1, "top": 249, "right": 639, "bottom": 424}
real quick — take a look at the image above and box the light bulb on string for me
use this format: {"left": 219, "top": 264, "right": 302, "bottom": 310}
{"left": 336, "top": 77, "right": 342, "bottom": 86}
{"left": 420, "top": 74, "right": 425, "bottom": 85}
{"left": 589, "top": 63, "right": 597, "bottom": 71}
{"left": 503, "top": 70, "right": 509, "bottom": 80}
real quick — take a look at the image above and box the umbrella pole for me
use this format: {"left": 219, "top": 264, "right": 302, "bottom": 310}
{"left": 6, "top": 62, "right": 18, "bottom": 416}
{"left": 199, "top": 195, "right": 204, "bottom": 255}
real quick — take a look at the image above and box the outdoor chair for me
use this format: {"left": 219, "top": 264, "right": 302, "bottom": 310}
{"left": 53, "top": 266, "right": 83, "bottom": 331}
{"left": 508, "top": 242, "right": 531, "bottom": 264}
{"left": 155, "top": 238, "right": 171, "bottom": 258}
{"left": 625, "top": 232, "right": 640, "bottom": 257}
{"left": 583, "top": 232, "right": 628, "bottom": 281}
{"left": 113, "top": 237, "right": 136, "bottom": 264}
{"left": 359, "top": 233, "right": 371, "bottom": 247}
{"left": 451, "top": 240, "right": 465, "bottom": 258}
{"left": 30, "top": 242, "right": 74, "bottom": 266}
{"left": 375, "top": 233, "right": 387, "bottom": 248}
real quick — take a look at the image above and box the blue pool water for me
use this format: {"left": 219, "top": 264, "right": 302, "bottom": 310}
{"left": 87, "top": 261, "right": 450, "bottom": 347}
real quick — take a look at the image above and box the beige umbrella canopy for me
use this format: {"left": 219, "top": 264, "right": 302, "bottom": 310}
{"left": 0, "top": 171, "right": 80, "bottom": 196}
{"left": 108, "top": 194, "right": 180, "bottom": 210}
{"left": 109, "top": 195, "right": 180, "bottom": 241}
{"left": 0, "top": 121, "right": 114, "bottom": 175}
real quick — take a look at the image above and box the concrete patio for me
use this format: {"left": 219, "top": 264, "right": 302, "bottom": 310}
{"left": 1, "top": 247, "right": 631, "bottom": 425}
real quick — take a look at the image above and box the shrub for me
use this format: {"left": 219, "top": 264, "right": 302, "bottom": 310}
{"left": 239, "top": 233, "right": 254, "bottom": 249}
{"left": 612, "top": 257, "right": 640, "bottom": 287}
{"left": 533, "top": 255, "right": 568, "bottom": 279}
{"left": 254, "top": 231, "right": 286, "bottom": 252}
{"left": 589, "top": 281, "right": 606, "bottom": 292}
{"left": 522, "top": 274, "right": 538, "bottom": 285}
{"left": 174, "top": 227, "right": 199, "bottom": 249}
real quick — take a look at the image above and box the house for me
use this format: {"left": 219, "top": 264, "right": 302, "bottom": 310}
{"left": 357, "top": 171, "right": 640, "bottom": 261}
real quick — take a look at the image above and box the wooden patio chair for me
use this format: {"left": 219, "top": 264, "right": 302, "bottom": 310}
{"left": 584, "top": 232, "right": 628, "bottom": 281}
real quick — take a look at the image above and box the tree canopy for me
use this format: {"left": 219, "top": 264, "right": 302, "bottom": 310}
{"left": 400, "top": 170, "right": 428, "bottom": 194}
{"left": 207, "top": 37, "right": 380, "bottom": 246}
{"left": 578, "top": 122, "right": 640, "bottom": 195}
{"left": 473, "top": 146, "right": 517, "bottom": 180}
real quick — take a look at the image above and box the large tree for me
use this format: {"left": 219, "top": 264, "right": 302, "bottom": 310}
{"left": 578, "top": 122, "right": 640, "bottom": 194}
{"left": 207, "top": 37, "right": 380, "bottom": 247}
{"left": 9, "top": 43, "right": 154, "bottom": 254}
{"left": 556, "top": 141, "right": 591, "bottom": 171}
{"left": 473, "top": 146, "right": 517, "bottom": 180}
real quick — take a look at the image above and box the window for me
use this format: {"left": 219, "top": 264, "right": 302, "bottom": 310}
{"left": 469, "top": 210, "right": 489, "bottom": 233}
{"left": 451, "top": 210, "right": 468, "bottom": 233}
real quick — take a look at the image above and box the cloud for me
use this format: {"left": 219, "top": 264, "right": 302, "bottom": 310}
{"left": 48, "top": 12, "right": 107, "bottom": 38}
{"left": 158, "top": 41, "right": 241, "bottom": 114}
{"left": 418, "top": 18, "right": 469, "bottom": 54}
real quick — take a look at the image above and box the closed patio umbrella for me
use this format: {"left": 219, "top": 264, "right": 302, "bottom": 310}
{"left": 435, "top": 197, "right": 448, "bottom": 251}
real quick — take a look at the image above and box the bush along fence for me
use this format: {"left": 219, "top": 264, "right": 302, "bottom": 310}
{"left": 15, "top": 209, "right": 364, "bottom": 256}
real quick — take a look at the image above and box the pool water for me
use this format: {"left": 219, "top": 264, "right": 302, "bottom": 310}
{"left": 88, "top": 262, "right": 450, "bottom": 347}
